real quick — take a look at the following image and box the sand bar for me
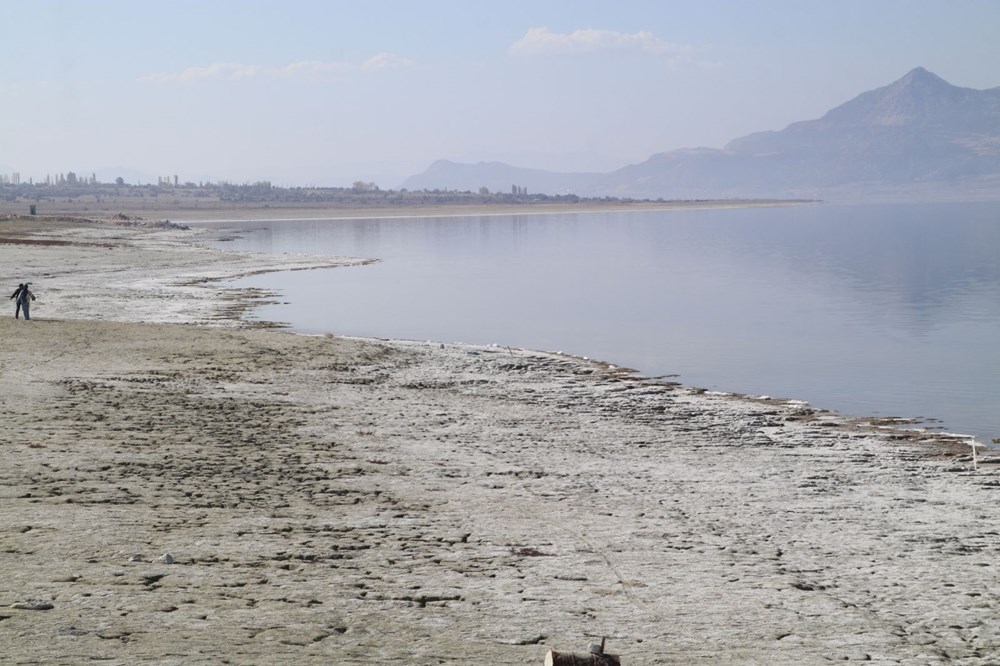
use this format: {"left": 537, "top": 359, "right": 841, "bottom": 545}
{"left": 1, "top": 215, "right": 999, "bottom": 664}
{"left": 16, "top": 198, "right": 814, "bottom": 224}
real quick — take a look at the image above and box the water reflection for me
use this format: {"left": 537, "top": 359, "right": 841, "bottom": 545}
{"left": 198, "top": 201, "right": 1000, "bottom": 443}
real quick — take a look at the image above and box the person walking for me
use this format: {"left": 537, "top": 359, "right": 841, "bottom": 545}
{"left": 10, "top": 283, "right": 24, "bottom": 319}
{"left": 16, "top": 283, "right": 35, "bottom": 320}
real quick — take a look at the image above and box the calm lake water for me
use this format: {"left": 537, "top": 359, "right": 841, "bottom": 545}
{"left": 193, "top": 201, "right": 1000, "bottom": 444}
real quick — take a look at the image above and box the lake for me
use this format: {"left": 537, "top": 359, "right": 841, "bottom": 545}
{"left": 192, "top": 201, "right": 1000, "bottom": 444}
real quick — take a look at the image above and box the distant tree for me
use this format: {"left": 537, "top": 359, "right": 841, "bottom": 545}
{"left": 479, "top": 186, "right": 490, "bottom": 195}
{"left": 66, "top": 171, "right": 78, "bottom": 185}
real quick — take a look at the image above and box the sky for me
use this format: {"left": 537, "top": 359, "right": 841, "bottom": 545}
{"left": 2, "top": 0, "right": 999, "bottom": 187}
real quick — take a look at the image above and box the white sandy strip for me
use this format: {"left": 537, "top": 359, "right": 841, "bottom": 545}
{"left": 6, "top": 222, "right": 372, "bottom": 325}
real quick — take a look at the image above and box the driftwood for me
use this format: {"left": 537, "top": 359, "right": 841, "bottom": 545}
{"left": 544, "top": 638, "right": 621, "bottom": 665}
{"left": 544, "top": 650, "right": 621, "bottom": 666}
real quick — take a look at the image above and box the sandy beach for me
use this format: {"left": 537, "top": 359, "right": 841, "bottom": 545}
{"left": 2, "top": 213, "right": 1000, "bottom": 664}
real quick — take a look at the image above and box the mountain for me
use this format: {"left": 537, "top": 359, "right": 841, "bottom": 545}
{"left": 403, "top": 68, "right": 1000, "bottom": 200}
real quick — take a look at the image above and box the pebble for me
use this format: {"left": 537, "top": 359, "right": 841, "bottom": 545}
{"left": 11, "top": 600, "right": 54, "bottom": 611}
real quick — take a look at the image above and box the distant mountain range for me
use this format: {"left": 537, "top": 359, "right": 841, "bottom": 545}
{"left": 403, "top": 68, "right": 1000, "bottom": 200}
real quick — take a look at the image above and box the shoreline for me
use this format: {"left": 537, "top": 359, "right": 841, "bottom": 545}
{"left": 11, "top": 197, "right": 817, "bottom": 225}
{"left": 171, "top": 199, "right": 816, "bottom": 224}
{"left": 185, "top": 203, "right": 986, "bottom": 450}
{"left": 2, "top": 215, "right": 999, "bottom": 663}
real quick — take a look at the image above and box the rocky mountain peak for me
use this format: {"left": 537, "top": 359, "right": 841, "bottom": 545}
{"left": 822, "top": 67, "right": 972, "bottom": 127}
{"left": 894, "top": 66, "right": 951, "bottom": 90}
{"left": 405, "top": 68, "right": 1000, "bottom": 200}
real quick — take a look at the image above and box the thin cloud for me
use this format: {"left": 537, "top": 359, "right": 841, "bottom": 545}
{"left": 510, "top": 26, "right": 699, "bottom": 60}
{"left": 142, "top": 54, "right": 413, "bottom": 84}
{"left": 275, "top": 60, "right": 352, "bottom": 78}
{"left": 141, "top": 62, "right": 261, "bottom": 84}
{"left": 362, "top": 52, "right": 415, "bottom": 70}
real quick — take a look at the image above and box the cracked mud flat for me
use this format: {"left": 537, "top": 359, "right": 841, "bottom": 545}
{"left": 2, "top": 218, "right": 1000, "bottom": 664}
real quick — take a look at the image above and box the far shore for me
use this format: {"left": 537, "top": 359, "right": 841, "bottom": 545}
{"left": 11, "top": 197, "right": 817, "bottom": 225}
{"left": 3, "top": 212, "right": 1000, "bottom": 664}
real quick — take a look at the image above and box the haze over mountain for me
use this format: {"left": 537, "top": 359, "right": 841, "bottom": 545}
{"left": 403, "top": 68, "right": 1000, "bottom": 200}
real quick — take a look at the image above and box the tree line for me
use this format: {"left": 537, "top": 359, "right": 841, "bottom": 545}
{"left": 0, "top": 178, "right": 651, "bottom": 207}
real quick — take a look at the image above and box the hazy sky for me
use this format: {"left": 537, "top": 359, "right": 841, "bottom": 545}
{"left": 2, "top": 0, "right": 999, "bottom": 187}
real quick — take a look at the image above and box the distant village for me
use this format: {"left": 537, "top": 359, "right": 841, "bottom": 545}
{"left": 0, "top": 171, "right": 646, "bottom": 210}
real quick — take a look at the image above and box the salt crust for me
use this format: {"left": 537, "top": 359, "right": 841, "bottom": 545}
{"left": 1, "top": 218, "right": 998, "bottom": 664}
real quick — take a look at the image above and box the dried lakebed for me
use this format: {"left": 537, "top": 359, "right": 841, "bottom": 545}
{"left": 1, "top": 217, "right": 999, "bottom": 664}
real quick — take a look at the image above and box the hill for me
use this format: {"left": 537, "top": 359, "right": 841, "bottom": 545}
{"left": 403, "top": 68, "right": 1000, "bottom": 200}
